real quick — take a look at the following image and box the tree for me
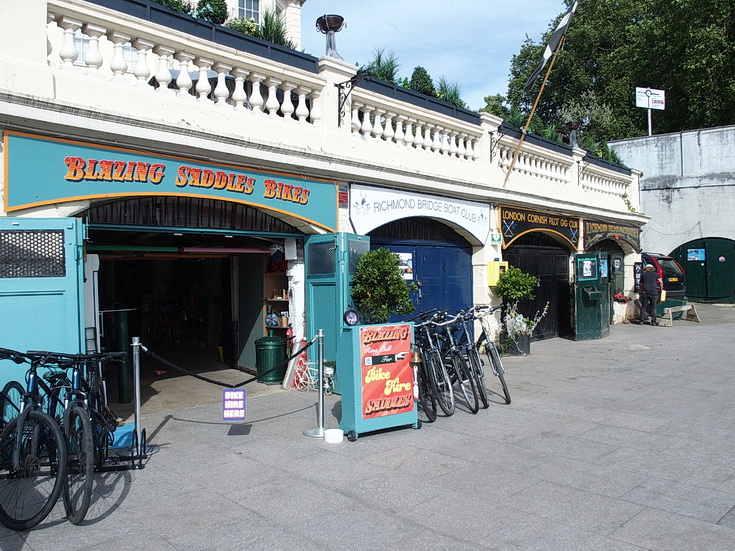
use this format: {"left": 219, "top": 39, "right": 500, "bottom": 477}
{"left": 351, "top": 248, "right": 416, "bottom": 324}
{"left": 506, "top": 0, "right": 735, "bottom": 142}
{"left": 409, "top": 67, "right": 436, "bottom": 98}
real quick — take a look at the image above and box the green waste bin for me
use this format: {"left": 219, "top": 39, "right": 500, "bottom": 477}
{"left": 255, "top": 335, "right": 287, "bottom": 384}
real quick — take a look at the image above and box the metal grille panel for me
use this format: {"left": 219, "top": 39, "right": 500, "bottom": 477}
{"left": 307, "top": 241, "right": 336, "bottom": 275}
{"left": 0, "top": 230, "right": 66, "bottom": 278}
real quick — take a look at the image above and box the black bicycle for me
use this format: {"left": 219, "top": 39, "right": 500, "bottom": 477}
{"left": 473, "top": 305, "right": 511, "bottom": 404}
{"left": 0, "top": 348, "right": 67, "bottom": 531}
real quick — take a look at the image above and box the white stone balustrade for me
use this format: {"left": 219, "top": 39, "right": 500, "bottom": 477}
{"left": 32, "top": 0, "right": 639, "bottom": 213}
{"left": 46, "top": 0, "right": 324, "bottom": 124}
{"left": 498, "top": 143, "right": 571, "bottom": 187}
{"left": 348, "top": 90, "right": 482, "bottom": 162}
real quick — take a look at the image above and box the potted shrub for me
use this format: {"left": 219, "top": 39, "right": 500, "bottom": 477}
{"left": 350, "top": 248, "right": 417, "bottom": 324}
{"left": 492, "top": 265, "right": 549, "bottom": 355}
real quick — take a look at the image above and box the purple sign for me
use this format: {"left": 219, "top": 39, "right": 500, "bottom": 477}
{"left": 223, "top": 389, "right": 246, "bottom": 421}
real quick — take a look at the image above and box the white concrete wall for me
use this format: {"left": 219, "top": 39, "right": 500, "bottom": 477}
{"left": 610, "top": 125, "right": 735, "bottom": 255}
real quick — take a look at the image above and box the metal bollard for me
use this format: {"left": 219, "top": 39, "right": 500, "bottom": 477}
{"left": 131, "top": 337, "right": 144, "bottom": 461}
{"left": 303, "top": 329, "right": 326, "bottom": 438}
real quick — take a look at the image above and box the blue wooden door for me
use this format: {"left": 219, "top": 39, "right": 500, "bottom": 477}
{"left": 0, "top": 218, "right": 85, "bottom": 386}
{"left": 374, "top": 241, "right": 472, "bottom": 318}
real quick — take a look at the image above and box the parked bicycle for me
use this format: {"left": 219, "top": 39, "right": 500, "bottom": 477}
{"left": 472, "top": 305, "right": 511, "bottom": 404}
{"left": 411, "top": 311, "right": 455, "bottom": 417}
{"left": 0, "top": 347, "right": 67, "bottom": 531}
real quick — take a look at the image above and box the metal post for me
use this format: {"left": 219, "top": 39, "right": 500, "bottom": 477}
{"left": 131, "top": 336, "right": 143, "bottom": 458}
{"left": 304, "top": 329, "right": 325, "bottom": 438}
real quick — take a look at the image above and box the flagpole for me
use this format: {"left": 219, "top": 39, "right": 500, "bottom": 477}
{"left": 502, "top": 35, "right": 566, "bottom": 187}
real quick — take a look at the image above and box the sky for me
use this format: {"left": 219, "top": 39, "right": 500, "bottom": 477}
{"left": 299, "top": 0, "right": 568, "bottom": 111}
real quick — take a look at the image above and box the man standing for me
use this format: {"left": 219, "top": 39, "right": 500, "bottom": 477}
{"left": 638, "top": 264, "right": 663, "bottom": 325}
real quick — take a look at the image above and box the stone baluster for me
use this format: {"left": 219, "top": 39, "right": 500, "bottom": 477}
{"left": 132, "top": 39, "right": 153, "bottom": 88}
{"left": 433, "top": 127, "right": 444, "bottom": 154}
{"left": 213, "top": 62, "right": 232, "bottom": 108}
{"left": 470, "top": 138, "right": 480, "bottom": 161}
{"left": 457, "top": 135, "right": 467, "bottom": 159}
{"left": 371, "top": 108, "right": 384, "bottom": 140}
{"left": 448, "top": 132, "right": 458, "bottom": 157}
{"left": 82, "top": 23, "right": 106, "bottom": 77}
{"left": 360, "top": 104, "right": 373, "bottom": 137}
{"left": 309, "top": 89, "right": 321, "bottom": 126}
{"left": 47, "top": 12, "right": 55, "bottom": 62}
{"left": 57, "top": 16, "right": 82, "bottom": 71}
{"left": 264, "top": 77, "right": 281, "bottom": 116}
{"left": 383, "top": 112, "right": 396, "bottom": 142}
{"left": 351, "top": 101, "right": 362, "bottom": 134}
{"left": 280, "top": 82, "right": 296, "bottom": 121}
{"left": 404, "top": 119, "right": 415, "bottom": 147}
{"left": 295, "top": 86, "right": 310, "bottom": 122}
{"left": 108, "top": 31, "right": 131, "bottom": 81}
{"left": 248, "top": 73, "right": 265, "bottom": 113}
{"left": 195, "top": 57, "right": 213, "bottom": 101}
{"left": 394, "top": 116, "right": 406, "bottom": 145}
{"left": 174, "top": 51, "right": 195, "bottom": 98}
{"left": 422, "top": 124, "right": 434, "bottom": 151}
{"left": 231, "top": 67, "right": 250, "bottom": 110}
{"left": 153, "top": 45, "right": 175, "bottom": 94}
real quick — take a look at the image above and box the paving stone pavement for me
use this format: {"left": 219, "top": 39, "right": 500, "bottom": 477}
{"left": 2, "top": 303, "right": 735, "bottom": 550}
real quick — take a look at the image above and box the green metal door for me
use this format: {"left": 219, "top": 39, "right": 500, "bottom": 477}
{"left": 0, "top": 217, "right": 85, "bottom": 388}
{"left": 673, "top": 238, "right": 735, "bottom": 301}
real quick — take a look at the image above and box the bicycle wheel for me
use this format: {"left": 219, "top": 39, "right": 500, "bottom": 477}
{"left": 0, "top": 410, "right": 67, "bottom": 531}
{"left": 466, "top": 347, "right": 489, "bottom": 409}
{"left": 426, "top": 350, "right": 455, "bottom": 416}
{"left": 415, "top": 356, "right": 437, "bottom": 423}
{"left": 0, "top": 381, "right": 24, "bottom": 426}
{"left": 488, "top": 344, "right": 511, "bottom": 404}
{"left": 450, "top": 352, "right": 479, "bottom": 414}
{"left": 63, "top": 407, "right": 93, "bottom": 524}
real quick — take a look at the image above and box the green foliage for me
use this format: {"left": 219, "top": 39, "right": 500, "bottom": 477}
{"left": 150, "top": 0, "right": 189, "bottom": 12}
{"left": 492, "top": 265, "right": 537, "bottom": 302}
{"left": 362, "top": 47, "right": 401, "bottom": 84}
{"left": 252, "top": 7, "right": 295, "bottom": 49}
{"left": 480, "top": 94, "right": 510, "bottom": 118}
{"left": 225, "top": 17, "right": 257, "bottom": 35}
{"left": 409, "top": 67, "right": 436, "bottom": 97}
{"left": 436, "top": 77, "right": 467, "bottom": 109}
{"left": 195, "top": 0, "right": 228, "bottom": 25}
{"left": 507, "top": 0, "right": 735, "bottom": 141}
{"left": 351, "top": 248, "right": 417, "bottom": 324}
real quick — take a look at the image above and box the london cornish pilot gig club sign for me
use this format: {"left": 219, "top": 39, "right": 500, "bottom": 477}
{"left": 3, "top": 132, "right": 338, "bottom": 231}
{"left": 500, "top": 205, "right": 580, "bottom": 249}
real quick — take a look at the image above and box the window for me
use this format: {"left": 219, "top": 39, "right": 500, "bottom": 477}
{"left": 238, "top": 0, "right": 260, "bottom": 23}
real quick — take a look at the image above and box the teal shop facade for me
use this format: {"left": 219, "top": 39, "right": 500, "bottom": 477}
{"left": 1, "top": 131, "right": 338, "bottom": 386}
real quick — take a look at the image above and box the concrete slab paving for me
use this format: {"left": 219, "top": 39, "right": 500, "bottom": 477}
{"left": 2, "top": 303, "right": 735, "bottom": 549}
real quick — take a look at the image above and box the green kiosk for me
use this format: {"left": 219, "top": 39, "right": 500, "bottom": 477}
{"left": 573, "top": 252, "right": 610, "bottom": 340}
{"left": 305, "top": 233, "right": 419, "bottom": 440}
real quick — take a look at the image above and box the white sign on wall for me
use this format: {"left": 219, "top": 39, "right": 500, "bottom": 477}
{"left": 349, "top": 184, "right": 491, "bottom": 243}
{"left": 636, "top": 87, "right": 666, "bottom": 110}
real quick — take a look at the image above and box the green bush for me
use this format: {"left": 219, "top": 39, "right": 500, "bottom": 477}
{"left": 351, "top": 248, "right": 416, "bottom": 324}
{"left": 195, "top": 0, "right": 228, "bottom": 25}
{"left": 150, "top": 0, "right": 188, "bottom": 12}
{"left": 493, "top": 265, "right": 536, "bottom": 302}
{"left": 225, "top": 17, "right": 257, "bottom": 35}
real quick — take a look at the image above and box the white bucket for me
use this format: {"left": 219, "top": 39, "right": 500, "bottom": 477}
{"left": 324, "top": 428, "right": 344, "bottom": 443}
